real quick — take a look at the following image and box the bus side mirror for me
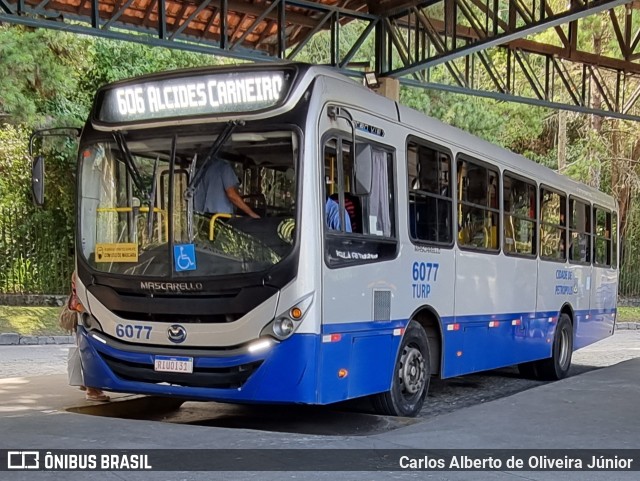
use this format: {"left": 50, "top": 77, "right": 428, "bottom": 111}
{"left": 354, "top": 143, "right": 372, "bottom": 195}
{"left": 28, "top": 127, "right": 81, "bottom": 207}
{"left": 32, "top": 155, "right": 45, "bottom": 206}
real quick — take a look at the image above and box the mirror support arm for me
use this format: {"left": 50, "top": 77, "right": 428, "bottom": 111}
{"left": 327, "top": 106, "right": 356, "bottom": 233}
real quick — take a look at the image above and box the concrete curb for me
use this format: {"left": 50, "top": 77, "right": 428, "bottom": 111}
{"left": 616, "top": 322, "right": 640, "bottom": 330}
{"left": 0, "top": 333, "right": 74, "bottom": 345}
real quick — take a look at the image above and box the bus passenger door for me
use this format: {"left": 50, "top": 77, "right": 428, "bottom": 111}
{"left": 318, "top": 110, "right": 400, "bottom": 403}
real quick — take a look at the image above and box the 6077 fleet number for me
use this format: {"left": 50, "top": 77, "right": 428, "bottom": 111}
{"left": 115, "top": 324, "right": 152, "bottom": 340}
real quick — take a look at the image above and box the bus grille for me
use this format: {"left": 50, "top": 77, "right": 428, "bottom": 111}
{"left": 101, "top": 354, "right": 262, "bottom": 389}
{"left": 112, "top": 312, "right": 242, "bottom": 323}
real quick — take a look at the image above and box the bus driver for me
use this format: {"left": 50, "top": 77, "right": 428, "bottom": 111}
{"left": 194, "top": 158, "right": 260, "bottom": 219}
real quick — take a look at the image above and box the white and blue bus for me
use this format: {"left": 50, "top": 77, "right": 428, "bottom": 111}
{"left": 35, "top": 63, "right": 618, "bottom": 416}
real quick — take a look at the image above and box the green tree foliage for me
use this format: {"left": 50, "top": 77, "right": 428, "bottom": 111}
{"left": 0, "top": 26, "right": 91, "bottom": 126}
{"left": 1, "top": 19, "right": 640, "bottom": 295}
{"left": 78, "top": 39, "right": 225, "bottom": 98}
{"left": 0, "top": 125, "right": 74, "bottom": 292}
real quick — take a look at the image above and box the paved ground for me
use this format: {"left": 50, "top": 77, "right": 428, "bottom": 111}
{"left": 0, "top": 344, "right": 69, "bottom": 379}
{"left": 0, "top": 331, "right": 639, "bottom": 480}
{"left": 2, "top": 331, "right": 638, "bottom": 420}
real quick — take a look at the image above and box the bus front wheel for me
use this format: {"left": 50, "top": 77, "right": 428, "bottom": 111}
{"left": 372, "top": 320, "right": 430, "bottom": 417}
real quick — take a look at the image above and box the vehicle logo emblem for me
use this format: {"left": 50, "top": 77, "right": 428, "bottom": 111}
{"left": 167, "top": 325, "right": 187, "bottom": 344}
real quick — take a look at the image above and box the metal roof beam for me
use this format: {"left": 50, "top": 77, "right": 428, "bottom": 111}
{"left": 286, "top": 0, "right": 378, "bottom": 20}
{"left": 171, "top": 0, "right": 213, "bottom": 40}
{"left": 385, "top": 0, "right": 629, "bottom": 77}
{"left": 0, "top": 0, "right": 13, "bottom": 14}
{"left": 230, "top": 0, "right": 280, "bottom": 50}
{"left": 287, "top": 10, "right": 333, "bottom": 58}
{"left": 103, "top": 0, "right": 137, "bottom": 31}
{"left": 338, "top": 17, "right": 378, "bottom": 68}
{"left": 0, "top": 11, "right": 274, "bottom": 62}
{"left": 401, "top": 77, "right": 640, "bottom": 122}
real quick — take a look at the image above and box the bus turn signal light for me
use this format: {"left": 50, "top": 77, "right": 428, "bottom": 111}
{"left": 338, "top": 369, "right": 348, "bottom": 378}
{"left": 290, "top": 307, "right": 302, "bottom": 319}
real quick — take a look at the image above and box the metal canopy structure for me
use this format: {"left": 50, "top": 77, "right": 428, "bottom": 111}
{"left": 2, "top": 0, "right": 640, "bottom": 119}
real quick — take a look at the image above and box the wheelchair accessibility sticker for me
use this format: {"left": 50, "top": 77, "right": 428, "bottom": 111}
{"left": 174, "top": 244, "right": 197, "bottom": 272}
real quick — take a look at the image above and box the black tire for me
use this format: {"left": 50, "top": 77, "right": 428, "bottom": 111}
{"left": 524, "top": 313, "right": 573, "bottom": 381}
{"left": 372, "top": 320, "right": 430, "bottom": 417}
{"left": 534, "top": 313, "right": 573, "bottom": 380}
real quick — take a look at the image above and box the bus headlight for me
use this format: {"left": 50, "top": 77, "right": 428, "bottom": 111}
{"left": 81, "top": 313, "right": 103, "bottom": 332}
{"left": 274, "top": 317, "right": 295, "bottom": 338}
{"left": 262, "top": 294, "right": 314, "bottom": 340}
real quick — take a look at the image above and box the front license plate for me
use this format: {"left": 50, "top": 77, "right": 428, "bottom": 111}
{"left": 154, "top": 355, "right": 193, "bottom": 373}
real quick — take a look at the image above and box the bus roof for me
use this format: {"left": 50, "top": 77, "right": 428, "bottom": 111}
{"left": 90, "top": 62, "right": 616, "bottom": 209}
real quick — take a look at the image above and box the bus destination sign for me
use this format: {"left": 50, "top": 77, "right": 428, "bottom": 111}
{"left": 97, "top": 70, "right": 289, "bottom": 124}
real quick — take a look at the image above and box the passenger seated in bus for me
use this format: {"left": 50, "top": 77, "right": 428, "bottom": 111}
{"left": 194, "top": 158, "right": 260, "bottom": 219}
{"left": 326, "top": 197, "right": 352, "bottom": 232}
{"left": 330, "top": 192, "right": 361, "bottom": 233}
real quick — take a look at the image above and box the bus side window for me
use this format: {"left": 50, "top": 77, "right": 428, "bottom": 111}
{"left": 594, "top": 207, "right": 612, "bottom": 266}
{"left": 323, "top": 138, "right": 395, "bottom": 238}
{"left": 457, "top": 157, "right": 499, "bottom": 251}
{"left": 407, "top": 140, "right": 452, "bottom": 245}
{"left": 540, "top": 188, "right": 567, "bottom": 261}
{"left": 612, "top": 212, "right": 618, "bottom": 268}
{"left": 324, "top": 139, "right": 355, "bottom": 231}
{"left": 503, "top": 174, "right": 536, "bottom": 256}
{"left": 569, "top": 198, "right": 591, "bottom": 264}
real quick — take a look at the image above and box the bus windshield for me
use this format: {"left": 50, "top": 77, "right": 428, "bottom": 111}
{"left": 79, "top": 129, "right": 298, "bottom": 278}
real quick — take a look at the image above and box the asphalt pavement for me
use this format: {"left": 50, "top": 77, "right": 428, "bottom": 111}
{"left": 0, "top": 331, "right": 639, "bottom": 481}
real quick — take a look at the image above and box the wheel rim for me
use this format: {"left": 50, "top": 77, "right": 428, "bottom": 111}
{"left": 398, "top": 344, "right": 426, "bottom": 397}
{"left": 558, "top": 327, "right": 570, "bottom": 369}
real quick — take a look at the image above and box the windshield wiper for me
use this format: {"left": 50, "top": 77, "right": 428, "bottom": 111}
{"left": 113, "top": 131, "right": 160, "bottom": 246}
{"left": 184, "top": 120, "right": 244, "bottom": 199}
{"left": 113, "top": 131, "right": 146, "bottom": 196}
{"left": 187, "top": 153, "right": 198, "bottom": 242}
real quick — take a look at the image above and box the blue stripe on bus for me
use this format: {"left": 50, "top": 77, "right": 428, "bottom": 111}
{"left": 319, "top": 307, "right": 615, "bottom": 381}
{"left": 77, "top": 306, "right": 616, "bottom": 406}
{"left": 321, "top": 319, "right": 408, "bottom": 334}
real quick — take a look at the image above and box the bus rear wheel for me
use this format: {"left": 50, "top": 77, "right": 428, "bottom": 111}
{"left": 518, "top": 313, "right": 573, "bottom": 381}
{"left": 372, "top": 320, "right": 430, "bottom": 417}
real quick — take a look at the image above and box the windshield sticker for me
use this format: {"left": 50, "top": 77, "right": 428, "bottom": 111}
{"left": 95, "top": 243, "right": 138, "bottom": 263}
{"left": 174, "top": 244, "right": 197, "bottom": 272}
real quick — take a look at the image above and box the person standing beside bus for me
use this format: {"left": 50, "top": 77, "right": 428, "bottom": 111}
{"left": 60, "top": 273, "right": 110, "bottom": 402}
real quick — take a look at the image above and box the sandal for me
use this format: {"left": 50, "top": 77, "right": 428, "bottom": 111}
{"left": 85, "top": 392, "right": 111, "bottom": 402}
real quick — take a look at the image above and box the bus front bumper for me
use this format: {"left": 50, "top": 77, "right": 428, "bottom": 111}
{"left": 77, "top": 326, "right": 319, "bottom": 404}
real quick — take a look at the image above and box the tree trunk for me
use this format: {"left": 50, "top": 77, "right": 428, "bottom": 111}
{"left": 557, "top": 110, "right": 567, "bottom": 172}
